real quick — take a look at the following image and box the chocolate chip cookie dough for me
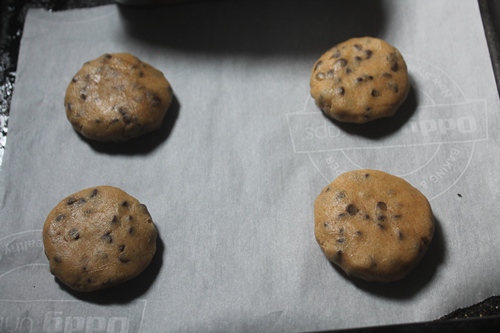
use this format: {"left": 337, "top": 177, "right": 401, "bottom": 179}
{"left": 314, "top": 169, "right": 434, "bottom": 282}
{"left": 42, "top": 186, "right": 158, "bottom": 292}
{"left": 310, "top": 37, "right": 410, "bottom": 123}
{"left": 65, "top": 53, "right": 173, "bottom": 142}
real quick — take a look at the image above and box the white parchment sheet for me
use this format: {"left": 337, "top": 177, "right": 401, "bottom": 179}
{"left": 1, "top": 0, "right": 500, "bottom": 332}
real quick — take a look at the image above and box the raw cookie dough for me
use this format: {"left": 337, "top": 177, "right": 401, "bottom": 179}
{"left": 43, "top": 186, "right": 158, "bottom": 292}
{"left": 314, "top": 169, "right": 434, "bottom": 282}
{"left": 310, "top": 37, "right": 410, "bottom": 123}
{"left": 65, "top": 53, "right": 173, "bottom": 142}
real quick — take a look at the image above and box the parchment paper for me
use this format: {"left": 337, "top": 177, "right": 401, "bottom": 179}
{"left": 1, "top": 0, "right": 500, "bottom": 332}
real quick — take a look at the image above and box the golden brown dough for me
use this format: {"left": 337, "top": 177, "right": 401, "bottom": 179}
{"left": 65, "top": 53, "right": 173, "bottom": 142}
{"left": 43, "top": 186, "right": 157, "bottom": 292}
{"left": 310, "top": 37, "right": 410, "bottom": 123}
{"left": 314, "top": 169, "right": 434, "bottom": 282}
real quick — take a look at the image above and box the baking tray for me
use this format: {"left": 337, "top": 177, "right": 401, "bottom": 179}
{"left": 0, "top": 0, "right": 500, "bottom": 331}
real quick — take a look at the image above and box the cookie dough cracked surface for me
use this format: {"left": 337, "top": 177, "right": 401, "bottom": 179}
{"left": 65, "top": 53, "right": 173, "bottom": 142}
{"left": 314, "top": 169, "right": 434, "bottom": 282}
{"left": 310, "top": 37, "right": 410, "bottom": 123}
{"left": 43, "top": 186, "right": 158, "bottom": 292}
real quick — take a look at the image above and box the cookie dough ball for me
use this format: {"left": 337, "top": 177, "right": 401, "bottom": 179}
{"left": 65, "top": 53, "right": 173, "bottom": 142}
{"left": 314, "top": 170, "right": 434, "bottom": 282}
{"left": 310, "top": 37, "right": 410, "bottom": 123}
{"left": 43, "top": 186, "right": 158, "bottom": 292}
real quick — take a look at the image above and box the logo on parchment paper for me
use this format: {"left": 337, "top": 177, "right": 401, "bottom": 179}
{"left": 287, "top": 56, "right": 488, "bottom": 200}
{"left": 0, "top": 230, "right": 145, "bottom": 333}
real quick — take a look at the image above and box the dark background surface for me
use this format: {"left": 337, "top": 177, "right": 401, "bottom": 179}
{"left": 1, "top": 0, "right": 500, "bottom": 332}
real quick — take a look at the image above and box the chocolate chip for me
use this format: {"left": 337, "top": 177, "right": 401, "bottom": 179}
{"left": 90, "top": 188, "right": 98, "bottom": 198}
{"left": 398, "top": 230, "right": 404, "bottom": 240}
{"left": 387, "top": 53, "right": 399, "bottom": 72}
{"left": 376, "top": 202, "right": 387, "bottom": 211}
{"left": 77, "top": 198, "right": 86, "bottom": 205}
{"left": 331, "top": 50, "right": 341, "bottom": 59}
{"left": 119, "top": 108, "right": 132, "bottom": 124}
{"left": 67, "top": 197, "right": 78, "bottom": 205}
{"left": 119, "top": 245, "right": 125, "bottom": 252}
{"left": 80, "top": 94, "right": 87, "bottom": 101}
{"left": 365, "top": 50, "right": 373, "bottom": 59}
{"left": 104, "top": 54, "right": 112, "bottom": 59}
{"left": 71, "top": 77, "right": 78, "bottom": 83}
{"left": 325, "top": 186, "right": 330, "bottom": 193}
{"left": 128, "top": 227, "right": 135, "bottom": 235}
{"left": 364, "top": 214, "right": 370, "bottom": 220}
{"left": 119, "top": 254, "right": 131, "bottom": 263}
{"left": 336, "top": 238, "right": 345, "bottom": 243}
{"left": 315, "top": 72, "right": 326, "bottom": 80}
{"left": 377, "top": 214, "right": 386, "bottom": 221}
{"left": 388, "top": 82, "right": 399, "bottom": 93}
{"left": 111, "top": 215, "right": 118, "bottom": 225}
{"left": 335, "top": 58, "right": 348, "bottom": 67}
{"left": 383, "top": 72, "right": 393, "bottom": 78}
{"left": 345, "top": 68, "right": 352, "bottom": 74}
{"left": 139, "top": 71, "right": 144, "bottom": 78}
{"left": 127, "top": 215, "right": 133, "bottom": 221}
{"left": 354, "top": 56, "right": 362, "bottom": 62}
{"left": 338, "top": 213, "right": 347, "bottom": 218}
{"left": 101, "top": 232, "right": 113, "bottom": 243}
{"left": 336, "top": 191, "right": 346, "bottom": 199}
{"left": 355, "top": 231, "right": 363, "bottom": 236}
{"left": 121, "top": 201, "right": 129, "bottom": 207}
{"left": 69, "top": 228, "right": 80, "bottom": 240}
{"left": 392, "top": 214, "right": 402, "bottom": 220}
{"left": 53, "top": 256, "right": 62, "bottom": 263}
{"left": 326, "top": 70, "right": 334, "bottom": 78}
{"left": 323, "top": 222, "right": 329, "bottom": 227}
{"left": 354, "top": 44, "right": 362, "bottom": 51}
{"left": 371, "top": 89, "right": 381, "bottom": 97}
{"left": 55, "top": 214, "right": 65, "bottom": 222}
{"left": 150, "top": 94, "right": 161, "bottom": 107}
{"left": 314, "top": 60, "right": 322, "bottom": 71}
{"left": 364, "top": 173, "right": 370, "bottom": 178}
{"left": 335, "top": 87, "right": 345, "bottom": 95}
{"left": 377, "top": 223, "right": 385, "bottom": 230}
{"left": 346, "top": 204, "right": 358, "bottom": 215}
